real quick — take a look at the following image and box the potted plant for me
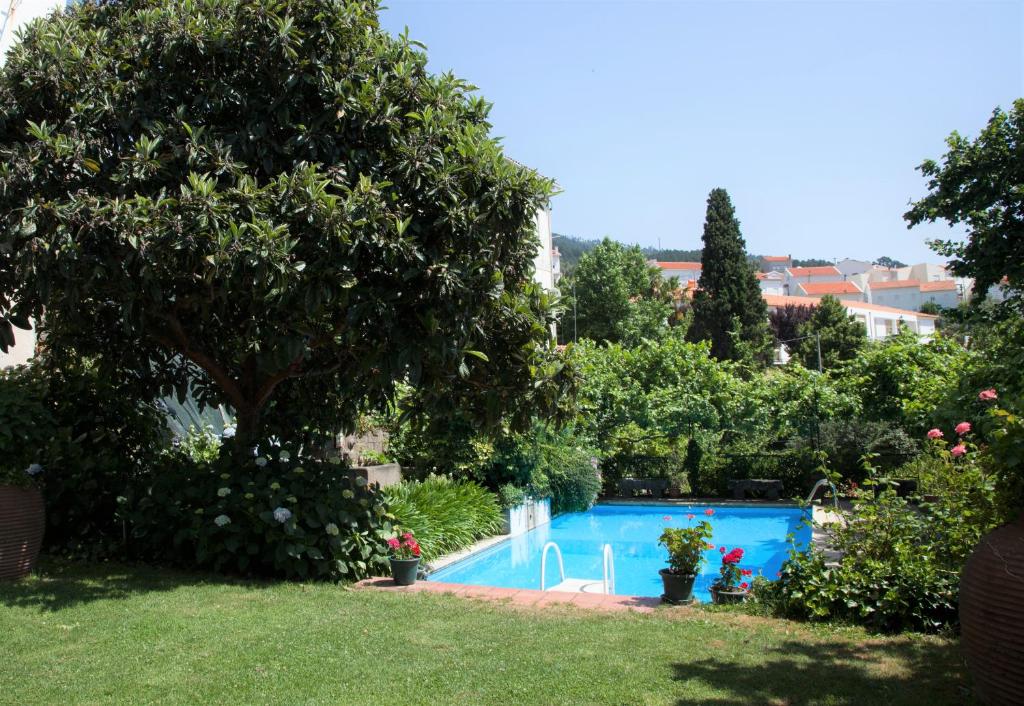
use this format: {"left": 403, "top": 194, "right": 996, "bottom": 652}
{"left": 387, "top": 531, "right": 422, "bottom": 586}
{"left": 710, "top": 546, "right": 752, "bottom": 604}
{"left": 658, "top": 518, "right": 712, "bottom": 604}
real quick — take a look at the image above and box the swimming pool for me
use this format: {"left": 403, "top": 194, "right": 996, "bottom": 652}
{"left": 429, "top": 503, "right": 811, "bottom": 602}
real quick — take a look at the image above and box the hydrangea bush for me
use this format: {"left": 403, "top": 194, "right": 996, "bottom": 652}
{"left": 124, "top": 445, "right": 393, "bottom": 580}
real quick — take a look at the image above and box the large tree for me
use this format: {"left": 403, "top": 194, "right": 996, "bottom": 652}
{"left": 566, "top": 238, "right": 675, "bottom": 345}
{"left": 792, "top": 295, "right": 866, "bottom": 371}
{"left": 906, "top": 100, "right": 1024, "bottom": 302}
{"left": 0, "top": 0, "right": 569, "bottom": 446}
{"left": 687, "top": 189, "right": 772, "bottom": 364}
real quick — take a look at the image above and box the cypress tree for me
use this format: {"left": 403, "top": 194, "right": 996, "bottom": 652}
{"left": 687, "top": 188, "right": 772, "bottom": 364}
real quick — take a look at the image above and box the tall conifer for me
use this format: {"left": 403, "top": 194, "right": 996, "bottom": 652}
{"left": 687, "top": 189, "right": 772, "bottom": 364}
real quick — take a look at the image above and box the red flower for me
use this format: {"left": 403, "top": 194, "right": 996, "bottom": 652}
{"left": 704, "top": 509, "right": 715, "bottom": 516}
{"left": 686, "top": 513, "right": 695, "bottom": 520}
{"left": 412, "top": 545, "right": 421, "bottom": 557}
{"left": 719, "top": 546, "right": 727, "bottom": 554}
{"left": 740, "top": 582, "right": 749, "bottom": 590}
{"left": 722, "top": 548, "right": 744, "bottom": 564}
{"left": 706, "top": 543, "right": 715, "bottom": 550}
{"left": 741, "top": 569, "right": 753, "bottom": 576}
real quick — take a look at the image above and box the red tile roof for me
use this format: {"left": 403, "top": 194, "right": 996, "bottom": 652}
{"left": 787, "top": 266, "right": 841, "bottom": 277}
{"left": 920, "top": 280, "right": 958, "bottom": 292}
{"left": 762, "top": 256, "right": 791, "bottom": 262}
{"left": 798, "top": 281, "right": 863, "bottom": 295}
{"left": 870, "top": 279, "right": 922, "bottom": 290}
{"left": 655, "top": 261, "right": 702, "bottom": 270}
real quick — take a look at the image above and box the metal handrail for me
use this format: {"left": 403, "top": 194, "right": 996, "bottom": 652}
{"left": 602, "top": 544, "right": 616, "bottom": 595}
{"left": 540, "top": 541, "right": 565, "bottom": 591}
{"left": 806, "top": 478, "right": 840, "bottom": 511}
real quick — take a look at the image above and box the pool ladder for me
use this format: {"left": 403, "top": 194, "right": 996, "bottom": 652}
{"left": 540, "top": 541, "right": 615, "bottom": 595}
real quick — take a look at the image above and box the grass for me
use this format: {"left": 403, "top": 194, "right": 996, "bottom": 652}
{"left": 0, "top": 560, "right": 969, "bottom": 705}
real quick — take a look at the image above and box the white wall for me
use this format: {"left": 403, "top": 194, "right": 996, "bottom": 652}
{"left": 1, "top": 0, "right": 63, "bottom": 62}
{"left": 836, "top": 259, "right": 872, "bottom": 277}
{"left": 0, "top": 321, "right": 36, "bottom": 368}
{"left": 532, "top": 207, "right": 555, "bottom": 291}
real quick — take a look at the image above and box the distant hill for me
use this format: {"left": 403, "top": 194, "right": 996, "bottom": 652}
{"left": 552, "top": 233, "right": 836, "bottom": 274}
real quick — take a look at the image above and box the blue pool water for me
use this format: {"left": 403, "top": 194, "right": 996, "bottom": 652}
{"left": 429, "top": 503, "right": 811, "bottom": 601}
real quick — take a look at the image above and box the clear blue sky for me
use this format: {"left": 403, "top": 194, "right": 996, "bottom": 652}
{"left": 379, "top": 1, "right": 1022, "bottom": 264}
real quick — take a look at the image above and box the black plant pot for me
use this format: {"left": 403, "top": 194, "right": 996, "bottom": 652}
{"left": 390, "top": 557, "right": 420, "bottom": 586}
{"left": 710, "top": 586, "right": 749, "bottom": 605}
{"left": 659, "top": 569, "right": 697, "bottom": 604}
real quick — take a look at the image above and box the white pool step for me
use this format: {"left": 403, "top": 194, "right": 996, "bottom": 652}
{"left": 547, "top": 578, "right": 609, "bottom": 594}
{"left": 540, "top": 542, "right": 616, "bottom": 595}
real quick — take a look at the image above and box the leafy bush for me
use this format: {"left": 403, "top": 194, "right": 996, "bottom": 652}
{"left": 124, "top": 446, "right": 392, "bottom": 581}
{"left": 791, "top": 418, "right": 919, "bottom": 483}
{"left": 382, "top": 475, "right": 503, "bottom": 561}
{"left": 1, "top": 359, "right": 168, "bottom": 558}
{"left": 758, "top": 439, "right": 998, "bottom": 633}
{"left": 497, "top": 483, "right": 528, "bottom": 510}
{"left": 0, "top": 365, "right": 57, "bottom": 488}
{"left": 659, "top": 521, "right": 712, "bottom": 575}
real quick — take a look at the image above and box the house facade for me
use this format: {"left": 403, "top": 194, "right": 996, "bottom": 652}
{"left": 763, "top": 294, "right": 937, "bottom": 343}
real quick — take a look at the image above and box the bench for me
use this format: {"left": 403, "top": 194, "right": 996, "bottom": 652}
{"left": 729, "top": 478, "right": 783, "bottom": 500}
{"left": 618, "top": 478, "right": 670, "bottom": 498}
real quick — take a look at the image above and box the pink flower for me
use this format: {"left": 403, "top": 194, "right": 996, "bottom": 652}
{"left": 704, "top": 509, "right": 715, "bottom": 516}
{"left": 926, "top": 428, "right": 943, "bottom": 440}
{"left": 686, "top": 513, "right": 695, "bottom": 520}
{"left": 979, "top": 388, "right": 998, "bottom": 402}
{"left": 955, "top": 421, "right": 972, "bottom": 435}
{"left": 663, "top": 515, "right": 671, "bottom": 522}
{"left": 387, "top": 538, "right": 400, "bottom": 549}
{"left": 951, "top": 444, "right": 967, "bottom": 458}
{"left": 719, "top": 546, "right": 727, "bottom": 554}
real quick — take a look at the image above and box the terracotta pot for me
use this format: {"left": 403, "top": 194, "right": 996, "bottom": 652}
{"left": 0, "top": 485, "right": 45, "bottom": 580}
{"left": 960, "top": 512, "right": 1024, "bottom": 705}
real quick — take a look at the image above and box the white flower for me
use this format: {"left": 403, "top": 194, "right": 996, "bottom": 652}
{"left": 221, "top": 425, "right": 236, "bottom": 439}
{"left": 325, "top": 523, "right": 340, "bottom": 536}
{"left": 214, "top": 514, "right": 231, "bottom": 527}
{"left": 255, "top": 456, "right": 268, "bottom": 467}
{"left": 273, "top": 507, "right": 292, "bottom": 523}
{"left": 279, "top": 450, "right": 291, "bottom": 463}
{"left": 25, "top": 463, "right": 43, "bottom": 476}
{"left": 217, "top": 487, "right": 231, "bottom": 497}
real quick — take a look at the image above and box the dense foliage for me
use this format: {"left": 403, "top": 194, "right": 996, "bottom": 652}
{"left": 792, "top": 295, "right": 866, "bottom": 371}
{"left": 563, "top": 238, "right": 676, "bottom": 345}
{"left": 381, "top": 475, "right": 503, "bottom": 561}
{"left": 906, "top": 99, "right": 1024, "bottom": 302}
{"left": 124, "top": 445, "right": 392, "bottom": 580}
{"left": 687, "top": 189, "right": 772, "bottom": 365}
{"left": 0, "top": 0, "right": 566, "bottom": 448}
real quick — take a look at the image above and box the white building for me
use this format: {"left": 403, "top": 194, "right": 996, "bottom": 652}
{"left": 756, "top": 271, "right": 785, "bottom": 296}
{"left": 532, "top": 206, "right": 557, "bottom": 291}
{"left": 793, "top": 280, "right": 866, "bottom": 303}
{"left": 760, "top": 256, "right": 792, "bottom": 273}
{"left": 764, "top": 294, "right": 938, "bottom": 343}
{"left": 653, "top": 261, "right": 702, "bottom": 287}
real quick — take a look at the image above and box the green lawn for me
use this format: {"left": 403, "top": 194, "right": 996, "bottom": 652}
{"left": 0, "top": 561, "right": 967, "bottom": 705}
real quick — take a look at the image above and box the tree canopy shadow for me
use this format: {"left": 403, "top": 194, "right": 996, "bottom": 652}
{"left": 672, "top": 635, "right": 970, "bottom": 705}
{"left": 0, "top": 558, "right": 274, "bottom": 612}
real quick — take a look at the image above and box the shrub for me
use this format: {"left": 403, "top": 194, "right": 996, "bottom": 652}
{"left": 382, "top": 475, "right": 504, "bottom": 561}
{"left": 792, "top": 418, "right": 919, "bottom": 483}
{"left": 758, "top": 438, "right": 998, "bottom": 633}
{"left": 123, "top": 446, "right": 392, "bottom": 581}
{"left": 1, "top": 359, "right": 168, "bottom": 558}
{"left": 497, "top": 483, "right": 528, "bottom": 510}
